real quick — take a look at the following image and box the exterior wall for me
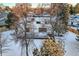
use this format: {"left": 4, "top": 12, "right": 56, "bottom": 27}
{"left": 23, "top": 13, "right": 57, "bottom": 36}
{"left": 31, "top": 16, "right": 52, "bottom": 34}
{"left": 18, "top": 13, "right": 53, "bottom": 38}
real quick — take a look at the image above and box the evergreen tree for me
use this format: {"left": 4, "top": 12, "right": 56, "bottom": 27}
{"left": 69, "top": 5, "right": 75, "bottom": 15}
{"left": 33, "top": 37, "right": 64, "bottom": 56}
{"left": 5, "top": 12, "right": 18, "bottom": 29}
{"left": 75, "top": 3, "right": 79, "bottom": 14}
{"left": 5, "top": 12, "right": 13, "bottom": 28}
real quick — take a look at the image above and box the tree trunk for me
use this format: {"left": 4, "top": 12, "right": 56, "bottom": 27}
{"left": 0, "top": 44, "right": 2, "bottom": 56}
{"left": 0, "top": 34, "right": 2, "bottom": 56}
{"left": 26, "top": 41, "right": 28, "bottom": 56}
{"left": 23, "top": 17, "right": 29, "bottom": 56}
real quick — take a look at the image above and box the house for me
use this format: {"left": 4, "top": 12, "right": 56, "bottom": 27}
{"left": 0, "top": 12, "right": 8, "bottom": 27}
{"left": 22, "top": 12, "right": 54, "bottom": 38}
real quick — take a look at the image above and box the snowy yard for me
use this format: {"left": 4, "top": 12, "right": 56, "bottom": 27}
{"left": 1, "top": 30, "right": 79, "bottom": 56}
{"left": 1, "top": 30, "right": 44, "bottom": 56}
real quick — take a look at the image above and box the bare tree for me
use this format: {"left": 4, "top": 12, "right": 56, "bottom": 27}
{"left": 13, "top": 14, "right": 35, "bottom": 56}
{"left": 11, "top": 3, "right": 32, "bottom": 56}
{"left": 49, "top": 3, "right": 69, "bottom": 37}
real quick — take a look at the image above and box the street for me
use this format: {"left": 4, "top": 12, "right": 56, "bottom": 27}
{"left": 64, "top": 31, "right": 79, "bottom": 56}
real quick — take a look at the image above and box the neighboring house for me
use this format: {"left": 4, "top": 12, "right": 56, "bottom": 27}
{"left": 0, "top": 18, "right": 6, "bottom": 26}
{"left": 0, "top": 12, "right": 8, "bottom": 27}
{"left": 19, "top": 12, "right": 56, "bottom": 38}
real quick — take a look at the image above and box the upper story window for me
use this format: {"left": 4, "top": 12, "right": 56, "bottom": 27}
{"left": 36, "top": 21, "right": 41, "bottom": 24}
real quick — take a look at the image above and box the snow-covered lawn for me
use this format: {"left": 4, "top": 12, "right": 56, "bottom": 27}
{"left": 1, "top": 30, "right": 44, "bottom": 56}
{"left": 2, "top": 30, "right": 21, "bottom": 56}
{"left": 1, "top": 30, "right": 79, "bottom": 56}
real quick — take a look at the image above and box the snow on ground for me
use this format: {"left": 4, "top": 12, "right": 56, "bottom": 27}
{"left": 1, "top": 30, "right": 44, "bottom": 56}
{"left": 1, "top": 30, "right": 79, "bottom": 56}
{"left": 28, "top": 39, "right": 43, "bottom": 56}
{"left": 64, "top": 31, "right": 79, "bottom": 56}
{"left": 2, "top": 30, "right": 21, "bottom": 56}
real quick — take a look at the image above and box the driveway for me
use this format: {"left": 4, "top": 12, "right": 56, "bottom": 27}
{"left": 64, "top": 31, "right": 79, "bottom": 56}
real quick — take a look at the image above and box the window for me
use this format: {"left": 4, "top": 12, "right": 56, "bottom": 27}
{"left": 27, "top": 21, "right": 31, "bottom": 23}
{"left": 26, "top": 28, "right": 30, "bottom": 32}
{"left": 45, "top": 21, "right": 48, "bottom": 24}
{"left": 36, "top": 21, "right": 41, "bottom": 24}
{"left": 39, "top": 28, "right": 47, "bottom": 32}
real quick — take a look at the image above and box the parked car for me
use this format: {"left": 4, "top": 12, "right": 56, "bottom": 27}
{"left": 75, "top": 35, "right": 79, "bottom": 41}
{"left": 77, "top": 27, "right": 79, "bottom": 31}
